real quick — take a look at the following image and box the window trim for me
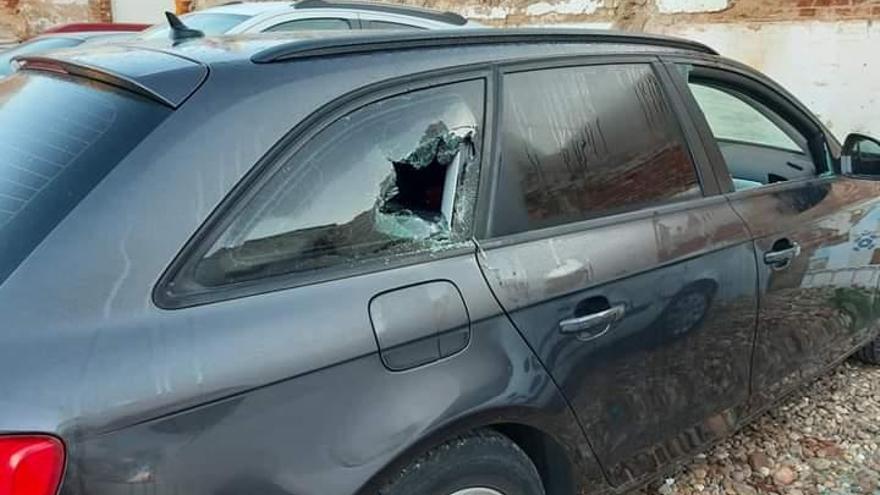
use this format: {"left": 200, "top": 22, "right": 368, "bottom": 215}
{"left": 154, "top": 66, "right": 494, "bottom": 309}
{"left": 479, "top": 55, "right": 713, "bottom": 242}
{"left": 660, "top": 56, "right": 835, "bottom": 196}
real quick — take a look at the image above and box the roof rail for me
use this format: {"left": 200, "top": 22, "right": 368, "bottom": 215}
{"left": 292, "top": 0, "right": 467, "bottom": 26}
{"left": 251, "top": 28, "right": 718, "bottom": 64}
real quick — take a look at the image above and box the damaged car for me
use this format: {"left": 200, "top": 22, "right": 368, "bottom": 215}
{"left": 4, "top": 27, "right": 880, "bottom": 495}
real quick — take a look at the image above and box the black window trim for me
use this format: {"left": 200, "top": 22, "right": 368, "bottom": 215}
{"left": 476, "top": 54, "right": 716, "bottom": 245}
{"left": 154, "top": 65, "right": 495, "bottom": 310}
{"left": 659, "top": 55, "right": 837, "bottom": 196}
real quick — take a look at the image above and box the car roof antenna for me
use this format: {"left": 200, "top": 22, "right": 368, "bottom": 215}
{"left": 164, "top": 11, "right": 204, "bottom": 43}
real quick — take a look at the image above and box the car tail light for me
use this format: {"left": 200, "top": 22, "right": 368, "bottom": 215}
{"left": 0, "top": 436, "right": 65, "bottom": 495}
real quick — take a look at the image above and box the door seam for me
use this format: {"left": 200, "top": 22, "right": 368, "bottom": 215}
{"left": 470, "top": 238, "right": 616, "bottom": 487}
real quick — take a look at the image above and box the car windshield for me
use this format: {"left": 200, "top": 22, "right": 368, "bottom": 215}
{"left": 0, "top": 71, "right": 170, "bottom": 285}
{"left": 0, "top": 37, "right": 83, "bottom": 76}
{"left": 140, "top": 13, "right": 250, "bottom": 39}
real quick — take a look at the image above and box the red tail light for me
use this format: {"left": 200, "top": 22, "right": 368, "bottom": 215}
{"left": 0, "top": 436, "right": 65, "bottom": 495}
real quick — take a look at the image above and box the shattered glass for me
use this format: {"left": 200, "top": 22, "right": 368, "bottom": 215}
{"left": 374, "top": 121, "right": 474, "bottom": 241}
{"left": 193, "top": 80, "right": 484, "bottom": 287}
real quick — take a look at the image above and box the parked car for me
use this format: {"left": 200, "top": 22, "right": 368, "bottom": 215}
{"left": 40, "top": 22, "right": 150, "bottom": 34}
{"left": 3, "top": 28, "right": 880, "bottom": 495}
{"left": 140, "top": 0, "right": 478, "bottom": 39}
{"left": 0, "top": 31, "right": 137, "bottom": 76}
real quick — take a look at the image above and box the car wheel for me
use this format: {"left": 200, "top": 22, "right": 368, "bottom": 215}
{"left": 379, "top": 430, "right": 545, "bottom": 495}
{"left": 856, "top": 337, "right": 880, "bottom": 364}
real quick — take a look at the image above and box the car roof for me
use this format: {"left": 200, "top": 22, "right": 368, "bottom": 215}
{"left": 198, "top": 1, "right": 292, "bottom": 16}
{"left": 12, "top": 29, "right": 718, "bottom": 108}
{"left": 131, "top": 28, "right": 716, "bottom": 64}
{"left": 196, "top": 0, "right": 469, "bottom": 27}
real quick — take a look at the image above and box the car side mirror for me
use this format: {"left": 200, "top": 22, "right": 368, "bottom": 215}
{"left": 842, "top": 133, "right": 880, "bottom": 177}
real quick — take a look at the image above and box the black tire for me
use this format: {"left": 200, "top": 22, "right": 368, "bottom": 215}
{"left": 856, "top": 337, "right": 880, "bottom": 364}
{"left": 379, "top": 430, "right": 545, "bottom": 495}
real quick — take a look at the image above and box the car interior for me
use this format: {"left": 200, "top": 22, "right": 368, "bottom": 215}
{"left": 688, "top": 81, "right": 817, "bottom": 191}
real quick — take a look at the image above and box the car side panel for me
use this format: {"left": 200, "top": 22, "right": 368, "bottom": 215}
{"left": 727, "top": 177, "right": 880, "bottom": 408}
{"left": 66, "top": 280, "right": 607, "bottom": 495}
{"left": 478, "top": 197, "right": 758, "bottom": 486}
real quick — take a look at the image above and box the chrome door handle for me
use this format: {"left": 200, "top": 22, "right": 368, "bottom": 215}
{"left": 559, "top": 304, "right": 626, "bottom": 341}
{"left": 763, "top": 242, "right": 801, "bottom": 268}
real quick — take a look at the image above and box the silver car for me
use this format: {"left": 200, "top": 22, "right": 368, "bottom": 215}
{"left": 140, "top": 0, "right": 479, "bottom": 39}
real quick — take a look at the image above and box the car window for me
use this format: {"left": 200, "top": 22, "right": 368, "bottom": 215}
{"left": 492, "top": 64, "right": 700, "bottom": 237}
{"left": 362, "top": 20, "right": 424, "bottom": 30}
{"left": 140, "top": 13, "right": 250, "bottom": 39}
{"left": 690, "top": 84, "right": 801, "bottom": 153}
{"left": 0, "top": 71, "right": 170, "bottom": 285}
{"left": 0, "top": 37, "right": 83, "bottom": 76}
{"left": 687, "top": 81, "right": 816, "bottom": 190}
{"left": 186, "top": 80, "right": 484, "bottom": 288}
{"left": 265, "top": 18, "right": 351, "bottom": 32}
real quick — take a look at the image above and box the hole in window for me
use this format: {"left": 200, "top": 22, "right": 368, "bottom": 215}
{"left": 187, "top": 80, "right": 484, "bottom": 288}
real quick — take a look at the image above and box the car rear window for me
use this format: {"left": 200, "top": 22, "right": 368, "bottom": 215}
{"left": 0, "top": 71, "right": 170, "bottom": 285}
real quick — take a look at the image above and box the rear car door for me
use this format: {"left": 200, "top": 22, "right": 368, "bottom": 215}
{"left": 476, "top": 59, "right": 759, "bottom": 486}
{"left": 667, "top": 60, "right": 880, "bottom": 409}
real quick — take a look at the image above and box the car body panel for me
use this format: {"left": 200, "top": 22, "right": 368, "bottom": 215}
{"left": 20, "top": 43, "right": 210, "bottom": 106}
{"left": 728, "top": 177, "right": 880, "bottom": 407}
{"left": 658, "top": 55, "right": 880, "bottom": 413}
{"left": 478, "top": 196, "right": 758, "bottom": 486}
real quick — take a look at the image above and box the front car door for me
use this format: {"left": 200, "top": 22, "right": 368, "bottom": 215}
{"left": 665, "top": 58, "right": 880, "bottom": 410}
{"left": 475, "top": 58, "right": 759, "bottom": 487}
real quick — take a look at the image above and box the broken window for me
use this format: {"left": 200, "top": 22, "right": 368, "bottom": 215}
{"left": 190, "top": 80, "right": 484, "bottom": 287}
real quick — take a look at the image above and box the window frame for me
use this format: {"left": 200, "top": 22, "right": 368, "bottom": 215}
{"left": 660, "top": 56, "right": 837, "bottom": 196}
{"left": 155, "top": 67, "right": 494, "bottom": 309}
{"left": 476, "top": 55, "right": 717, "bottom": 244}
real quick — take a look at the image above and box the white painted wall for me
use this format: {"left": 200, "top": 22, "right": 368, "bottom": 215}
{"left": 111, "top": 0, "right": 174, "bottom": 23}
{"left": 657, "top": 0, "right": 728, "bottom": 14}
{"left": 658, "top": 21, "right": 880, "bottom": 139}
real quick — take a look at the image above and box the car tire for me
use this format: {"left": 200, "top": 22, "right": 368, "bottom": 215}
{"left": 856, "top": 337, "right": 880, "bottom": 364}
{"left": 379, "top": 430, "right": 545, "bottom": 495}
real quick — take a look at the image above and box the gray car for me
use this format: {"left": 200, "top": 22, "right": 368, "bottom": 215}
{"left": 3, "top": 28, "right": 880, "bottom": 495}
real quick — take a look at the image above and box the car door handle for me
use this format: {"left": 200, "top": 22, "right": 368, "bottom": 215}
{"left": 559, "top": 304, "right": 626, "bottom": 340}
{"left": 763, "top": 242, "right": 801, "bottom": 268}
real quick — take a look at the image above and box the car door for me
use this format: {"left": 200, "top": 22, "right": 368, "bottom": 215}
{"left": 666, "top": 60, "right": 880, "bottom": 410}
{"left": 475, "top": 59, "right": 759, "bottom": 487}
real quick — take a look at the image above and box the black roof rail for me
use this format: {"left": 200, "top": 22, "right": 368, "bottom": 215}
{"left": 292, "top": 0, "right": 467, "bottom": 26}
{"left": 251, "top": 28, "right": 718, "bottom": 64}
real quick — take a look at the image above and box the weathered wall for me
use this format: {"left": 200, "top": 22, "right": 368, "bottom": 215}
{"left": 404, "top": 0, "right": 880, "bottom": 137}
{"left": 3, "top": 0, "right": 879, "bottom": 136}
{"left": 0, "top": 0, "right": 110, "bottom": 41}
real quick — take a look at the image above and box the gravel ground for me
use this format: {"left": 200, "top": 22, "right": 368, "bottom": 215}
{"left": 639, "top": 360, "right": 880, "bottom": 495}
